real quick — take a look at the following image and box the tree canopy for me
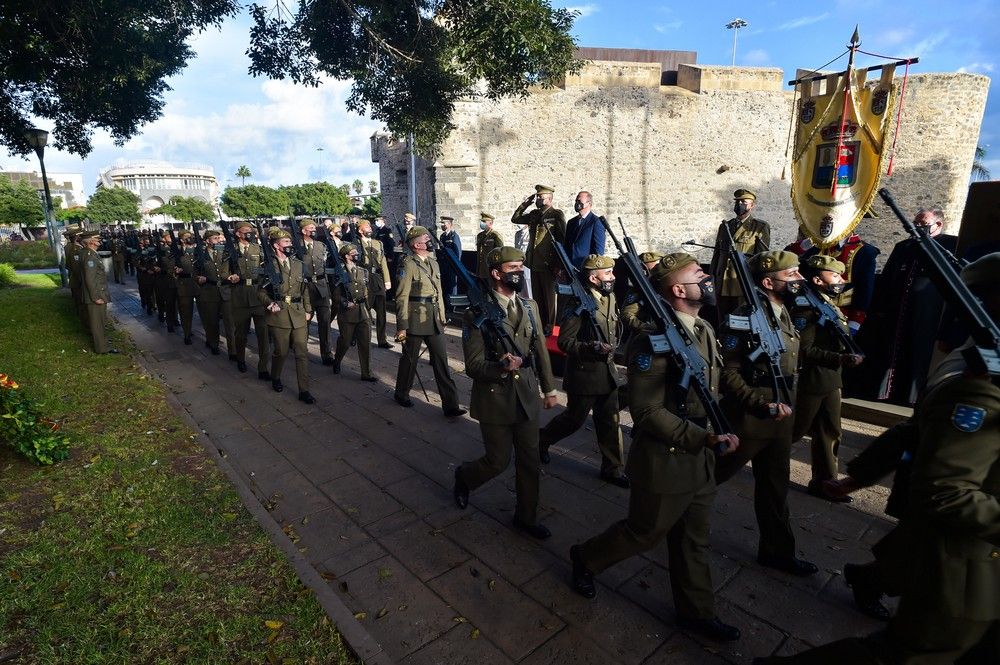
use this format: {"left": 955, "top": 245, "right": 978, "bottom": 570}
{"left": 283, "top": 182, "right": 353, "bottom": 216}
{"left": 1, "top": 1, "right": 239, "bottom": 157}
{"left": 55, "top": 206, "right": 90, "bottom": 224}
{"left": 0, "top": 176, "right": 44, "bottom": 226}
{"left": 236, "top": 165, "right": 252, "bottom": 185}
{"left": 362, "top": 195, "right": 381, "bottom": 219}
{"left": 87, "top": 187, "right": 141, "bottom": 224}
{"left": 149, "top": 196, "right": 216, "bottom": 222}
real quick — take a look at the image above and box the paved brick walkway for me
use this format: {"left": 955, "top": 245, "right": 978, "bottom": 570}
{"left": 108, "top": 281, "right": 896, "bottom": 664}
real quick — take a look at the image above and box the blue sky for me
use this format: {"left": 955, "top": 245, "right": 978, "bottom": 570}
{"left": 3, "top": 1, "right": 996, "bottom": 199}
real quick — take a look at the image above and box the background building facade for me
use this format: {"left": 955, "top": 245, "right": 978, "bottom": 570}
{"left": 97, "top": 160, "right": 220, "bottom": 216}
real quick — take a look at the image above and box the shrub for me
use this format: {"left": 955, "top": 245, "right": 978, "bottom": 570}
{"left": 0, "top": 263, "right": 15, "bottom": 288}
{"left": 0, "top": 240, "right": 57, "bottom": 269}
{"left": 0, "top": 373, "right": 71, "bottom": 464}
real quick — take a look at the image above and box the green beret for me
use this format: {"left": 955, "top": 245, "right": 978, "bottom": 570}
{"left": 961, "top": 252, "right": 1000, "bottom": 288}
{"left": 203, "top": 229, "right": 222, "bottom": 240}
{"left": 299, "top": 217, "right": 316, "bottom": 227}
{"left": 339, "top": 243, "right": 358, "bottom": 257}
{"left": 649, "top": 252, "right": 698, "bottom": 283}
{"left": 269, "top": 229, "right": 291, "bottom": 241}
{"left": 234, "top": 221, "right": 254, "bottom": 232}
{"left": 582, "top": 254, "right": 614, "bottom": 270}
{"left": 487, "top": 246, "right": 525, "bottom": 268}
{"left": 639, "top": 251, "right": 664, "bottom": 264}
{"left": 178, "top": 230, "right": 193, "bottom": 238}
{"left": 733, "top": 188, "right": 757, "bottom": 201}
{"left": 750, "top": 250, "right": 799, "bottom": 277}
{"left": 804, "top": 254, "right": 846, "bottom": 274}
{"left": 403, "top": 212, "right": 416, "bottom": 222}
{"left": 534, "top": 184, "right": 555, "bottom": 194}
{"left": 406, "top": 225, "right": 430, "bottom": 242}
{"left": 481, "top": 212, "right": 495, "bottom": 222}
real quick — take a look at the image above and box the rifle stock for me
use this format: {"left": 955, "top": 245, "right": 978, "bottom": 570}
{"left": 542, "top": 219, "right": 605, "bottom": 343}
{"left": 254, "top": 220, "right": 283, "bottom": 301}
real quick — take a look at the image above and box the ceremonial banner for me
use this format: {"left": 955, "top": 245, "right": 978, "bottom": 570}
{"left": 791, "top": 65, "right": 897, "bottom": 247}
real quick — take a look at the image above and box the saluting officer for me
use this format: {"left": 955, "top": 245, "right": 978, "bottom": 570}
{"left": 539, "top": 254, "right": 628, "bottom": 487}
{"left": 260, "top": 229, "right": 314, "bottom": 404}
{"left": 392, "top": 226, "right": 466, "bottom": 418}
{"left": 195, "top": 229, "right": 234, "bottom": 356}
{"left": 358, "top": 219, "right": 393, "bottom": 349}
{"left": 475, "top": 213, "right": 504, "bottom": 278}
{"left": 570, "top": 253, "right": 740, "bottom": 642}
{"left": 716, "top": 250, "right": 817, "bottom": 577}
{"left": 298, "top": 218, "right": 334, "bottom": 365}
{"left": 511, "top": 184, "right": 567, "bottom": 335}
{"left": 79, "top": 231, "right": 118, "bottom": 354}
{"left": 709, "top": 189, "right": 771, "bottom": 320}
{"left": 453, "top": 246, "right": 558, "bottom": 540}
{"left": 332, "top": 243, "right": 378, "bottom": 382}
{"left": 174, "top": 230, "right": 200, "bottom": 345}
{"left": 228, "top": 221, "right": 271, "bottom": 379}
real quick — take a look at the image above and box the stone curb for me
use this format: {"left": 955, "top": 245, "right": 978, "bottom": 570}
{"left": 117, "top": 313, "right": 394, "bottom": 665}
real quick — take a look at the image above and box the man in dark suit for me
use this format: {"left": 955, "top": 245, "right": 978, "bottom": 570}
{"left": 564, "top": 191, "right": 606, "bottom": 269}
{"left": 437, "top": 215, "right": 462, "bottom": 311}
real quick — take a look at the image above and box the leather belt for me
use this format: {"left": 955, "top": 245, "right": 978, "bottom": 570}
{"left": 408, "top": 296, "right": 437, "bottom": 303}
{"left": 283, "top": 296, "right": 303, "bottom": 304}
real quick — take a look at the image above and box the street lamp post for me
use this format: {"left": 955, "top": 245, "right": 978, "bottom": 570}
{"left": 726, "top": 18, "right": 749, "bottom": 66}
{"left": 24, "top": 127, "right": 67, "bottom": 287}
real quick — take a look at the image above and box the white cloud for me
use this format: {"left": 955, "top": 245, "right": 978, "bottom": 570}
{"left": 908, "top": 32, "right": 949, "bottom": 58}
{"left": 777, "top": 13, "right": 830, "bottom": 31}
{"left": 742, "top": 49, "right": 771, "bottom": 66}
{"left": 870, "top": 27, "right": 915, "bottom": 49}
{"left": 566, "top": 4, "right": 599, "bottom": 18}
{"left": 654, "top": 21, "right": 683, "bottom": 33}
{"left": 957, "top": 62, "right": 995, "bottom": 73}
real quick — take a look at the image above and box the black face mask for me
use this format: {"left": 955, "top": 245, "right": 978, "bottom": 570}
{"left": 501, "top": 270, "right": 525, "bottom": 293}
{"left": 774, "top": 278, "right": 806, "bottom": 298}
{"left": 535, "top": 198, "right": 546, "bottom": 209}
{"left": 212, "top": 243, "right": 225, "bottom": 252}
{"left": 242, "top": 233, "right": 257, "bottom": 243}
{"left": 734, "top": 201, "right": 751, "bottom": 216}
{"left": 825, "top": 281, "right": 851, "bottom": 296}
{"left": 677, "top": 277, "right": 717, "bottom": 307}
{"left": 281, "top": 246, "right": 295, "bottom": 257}
{"left": 598, "top": 279, "right": 615, "bottom": 295}
{"left": 574, "top": 200, "right": 585, "bottom": 212}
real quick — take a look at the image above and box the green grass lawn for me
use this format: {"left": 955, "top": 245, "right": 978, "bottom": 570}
{"left": 0, "top": 275, "right": 356, "bottom": 663}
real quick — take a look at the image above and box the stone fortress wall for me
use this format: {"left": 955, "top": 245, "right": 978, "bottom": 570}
{"left": 372, "top": 50, "right": 990, "bottom": 264}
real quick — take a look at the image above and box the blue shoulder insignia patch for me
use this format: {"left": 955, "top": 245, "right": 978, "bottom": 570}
{"left": 635, "top": 353, "right": 652, "bottom": 372}
{"left": 722, "top": 334, "right": 739, "bottom": 351}
{"left": 625, "top": 292, "right": 639, "bottom": 305}
{"left": 951, "top": 404, "right": 986, "bottom": 433}
{"left": 793, "top": 316, "right": 808, "bottom": 332}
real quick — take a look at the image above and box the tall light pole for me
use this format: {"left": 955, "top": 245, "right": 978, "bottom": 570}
{"left": 726, "top": 18, "right": 749, "bottom": 66}
{"left": 23, "top": 127, "right": 67, "bottom": 287}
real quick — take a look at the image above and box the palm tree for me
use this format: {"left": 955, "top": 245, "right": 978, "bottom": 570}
{"left": 236, "top": 165, "right": 252, "bottom": 186}
{"left": 352, "top": 179, "right": 364, "bottom": 195}
{"left": 369, "top": 180, "right": 378, "bottom": 194}
{"left": 972, "top": 145, "right": 991, "bottom": 181}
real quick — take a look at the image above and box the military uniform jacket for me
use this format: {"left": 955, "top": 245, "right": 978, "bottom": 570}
{"left": 111, "top": 239, "right": 125, "bottom": 261}
{"left": 361, "top": 237, "right": 390, "bottom": 296}
{"left": 625, "top": 312, "right": 722, "bottom": 494}
{"left": 81, "top": 248, "right": 110, "bottom": 304}
{"left": 230, "top": 242, "right": 266, "bottom": 309}
{"left": 196, "top": 247, "right": 229, "bottom": 303}
{"left": 793, "top": 292, "right": 847, "bottom": 395}
{"left": 710, "top": 216, "right": 771, "bottom": 298}
{"left": 258, "top": 258, "right": 311, "bottom": 329}
{"left": 510, "top": 204, "right": 567, "bottom": 273}
{"left": 176, "top": 250, "right": 200, "bottom": 298}
{"left": 476, "top": 229, "right": 504, "bottom": 277}
{"left": 67, "top": 243, "right": 82, "bottom": 290}
{"left": 719, "top": 296, "right": 800, "bottom": 438}
{"left": 899, "top": 351, "right": 1000, "bottom": 620}
{"left": 463, "top": 294, "right": 556, "bottom": 425}
{"left": 300, "top": 240, "right": 330, "bottom": 300}
{"left": 395, "top": 254, "right": 446, "bottom": 335}
{"left": 157, "top": 252, "right": 178, "bottom": 287}
{"left": 338, "top": 265, "right": 370, "bottom": 323}
{"left": 557, "top": 289, "right": 623, "bottom": 395}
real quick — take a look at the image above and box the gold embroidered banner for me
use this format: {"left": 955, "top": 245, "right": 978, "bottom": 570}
{"left": 791, "top": 65, "right": 896, "bottom": 247}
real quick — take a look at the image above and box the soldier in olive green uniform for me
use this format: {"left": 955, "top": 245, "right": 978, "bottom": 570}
{"left": 792, "top": 255, "right": 863, "bottom": 500}
{"left": 332, "top": 244, "right": 378, "bottom": 382}
{"left": 79, "top": 232, "right": 118, "bottom": 354}
{"left": 155, "top": 233, "right": 180, "bottom": 332}
{"left": 195, "top": 229, "right": 234, "bottom": 356}
{"left": 392, "top": 226, "right": 466, "bottom": 417}
{"left": 511, "top": 184, "right": 567, "bottom": 335}
{"left": 259, "top": 229, "right": 314, "bottom": 403}
{"left": 715, "top": 250, "right": 818, "bottom": 576}
{"left": 620, "top": 251, "right": 664, "bottom": 337}
{"left": 228, "top": 221, "right": 272, "bottom": 378}
{"left": 571, "top": 253, "right": 741, "bottom": 642}
{"left": 136, "top": 236, "right": 157, "bottom": 316}
{"left": 539, "top": 254, "right": 628, "bottom": 486}
{"left": 475, "top": 213, "right": 504, "bottom": 278}
{"left": 358, "top": 219, "right": 393, "bottom": 348}
{"left": 110, "top": 234, "right": 126, "bottom": 284}
{"left": 174, "top": 230, "right": 201, "bottom": 345}
{"left": 709, "top": 189, "right": 771, "bottom": 321}
{"left": 297, "top": 218, "right": 334, "bottom": 364}
{"left": 62, "top": 226, "right": 82, "bottom": 315}
{"left": 453, "top": 246, "right": 558, "bottom": 540}
{"left": 756, "top": 252, "right": 1000, "bottom": 665}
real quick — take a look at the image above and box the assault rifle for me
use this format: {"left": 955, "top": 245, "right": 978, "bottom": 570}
{"left": 601, "top": 216, "right": 734, "bottom": 436}
{"left": 288, "top": 214, "right": 307, "bottom": 261}
{"left": 167, "top": 228, "right": 184, "bottom": 262}
{"left": 722, "top": 223, "right": 792, "bottom": 405}
{"left": 192, "top": 222, "right": 208, "bottom": 270}
{"left": 879, "top": 188, "right": 1000, "bottom": 376}
{"left": 218, "top": 221, "right": 242, "bottom": 279}
{"left": 792, "top": 285, "right": 864, "bottom": 357}
{"left": 542, "top": 219, "right": 606, "bottom": 344}
{"left": 312, "top": 226, "right": 356, "bottom": 302}
{"left": 253, "top": 220, "right": 283, "bottom": 301}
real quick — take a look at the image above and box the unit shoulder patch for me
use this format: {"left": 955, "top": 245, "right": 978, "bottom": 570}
{"left": 951, "top": 404, "right": 986, "bottom": 433}
{"left": 634, "top": 353, "right": 652, "bottom": 372}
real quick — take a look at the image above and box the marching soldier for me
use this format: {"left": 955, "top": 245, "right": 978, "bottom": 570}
{"left": 136, "top": 235, "right": 157, "bottom": 316}
{"left": 620, "top": 251, "right": 664, "bottom": 336}
{"left": 453, "top": 246, "right": 558, "bottom": 539}
{"left": 228, "top": 221, "right": 271, "bottom": 379}
{"left": 570, "top": 253, "right": 741, "bottom": 642}
{"left": 79, "top": 231, "right": 118, "bottom": 354}
{"left": 62, "top": 225, "right": 82, "bottom": 315}
{"left": 511, "top": 184, "right": 567, "bottom": 335}
{"left": 174, "top": 230, "right": 200, "bottom": 345}
{"left": 715, "top": 250, "right": 817, "bottom": 576}
{"left": 298, "top": 218, "right": 334, "bottom": 365}
{"left": 110, "top": 232, "right": 126, "bottom": 284}
{"left": 539, "top": 254, "right": 628, "bottom": 487}
{"left": 475, "top": 213, "right": 504, "bottom": 278}
{"left": 358, "top": 219, "right": 393, "bottom": 348}
{"left": 392, "top": 226, "right": 466, "bottom": 418}
{"left": 709, "top": 189, "right": 771, "bottom": 321}
{"left": 155, "top": 232, "right": 179, "bottom": 333}
{"left": 195, "top": 229, "right": 234, "bottom": 356}
{"left": 259, "top": 229, "right": 314, "bottom": 404}
{"left": 792, "top": 255, "right": 863, "bottom": 501}
{"left": 332, "top": 243, "right": 378, "bottom": 382}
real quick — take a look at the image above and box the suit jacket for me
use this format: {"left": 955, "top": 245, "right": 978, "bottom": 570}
{"left": 395, "top": 254, "right": 446, "bottom": 335}
{"left": 511, "top": 203, "right": 567, "bottom": 273}
{"left": 361, "top": 237, "right": 390, "bottom": 296}
{"left": 258, "top": 258, "right": 311, "bottom": 329}
{"left": 564, "top": 211, "right": 606, "bottom": 268}
{"left": 625, "top": 312, "right": 722, "bottom": 494}
{"left": 81, "top": 248, "right": 110, "bottom": 304}
{"left": 710, "top": 216, "right": 771, "bottom": 298}
{"left": 463, "top": 294, "right": 555, "bottom": 425}
{"left": 476, "top": 229, "right": 504, "bottom": 277}
{"left": 557, "top": 289, "right": 622, "bottom": 395}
